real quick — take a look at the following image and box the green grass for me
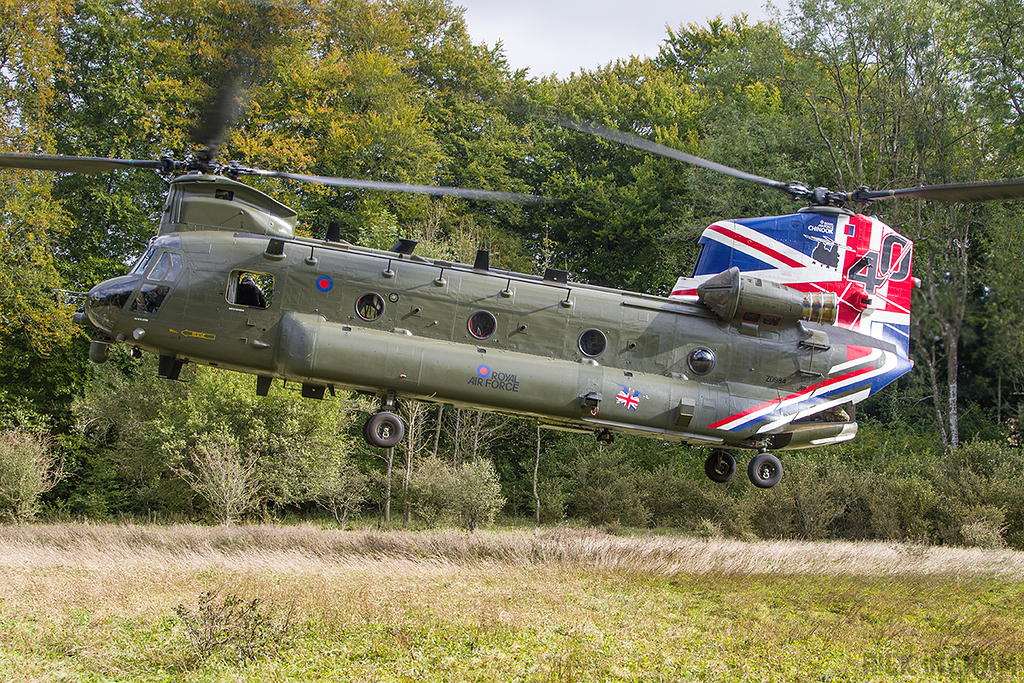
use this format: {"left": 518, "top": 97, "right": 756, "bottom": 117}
{"left": 1, "top": 524, "right": 1023, "bottom": 681}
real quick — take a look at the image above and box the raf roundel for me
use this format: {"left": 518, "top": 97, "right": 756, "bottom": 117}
{"left": 477, "top": 365, "right": 490, "bottom": 379}
{"left": 315, "top": 275, "right": 333, "bottom": 292}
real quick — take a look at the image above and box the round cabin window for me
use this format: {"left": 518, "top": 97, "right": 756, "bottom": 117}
{"left": 578, "top": 328, "right": 607, "bottom": 357}
{"left": 356, "top": 292, "right": 385, "bottom": 321}
{"left": 468, "top": 310, "right": 497, "bottom": 339}
{"left": 687, "top": 347, "right": 716, "bottom": 375}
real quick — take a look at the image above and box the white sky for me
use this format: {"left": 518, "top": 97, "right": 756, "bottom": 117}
{"left": 457, "top": 0, "right": 776, "bottom": 78}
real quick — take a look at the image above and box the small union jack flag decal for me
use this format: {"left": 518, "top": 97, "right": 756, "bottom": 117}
{"left": 615, "top": 387, "right": 642, "bottom": 410}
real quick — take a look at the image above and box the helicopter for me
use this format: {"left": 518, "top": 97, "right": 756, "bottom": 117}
{"left": 5, "top": 114, "right": 1024, "bottom": 489}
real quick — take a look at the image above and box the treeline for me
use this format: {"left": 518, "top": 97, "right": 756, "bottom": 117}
{"left": 5, "top": 352, "right": 1022, "bottom": 551}
{"left": 3, "top": 0, "right": 1024, "bottom": 545}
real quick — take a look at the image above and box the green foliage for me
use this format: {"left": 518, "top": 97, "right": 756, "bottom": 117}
{"left": 71, "top": 350, "right": 358, "bottom": 520}
{"left": 450, "top": 459, "right": 505, "bottom": 531}
{"left": 8, "top": 0, "right": 1024, "bottom": 547}
{"left": 564, "top": 443, "right": 649, "bottom": 527}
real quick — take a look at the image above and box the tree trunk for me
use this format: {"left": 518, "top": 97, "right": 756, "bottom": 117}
{"left": 383, "top": 446, "right": 393, "bottom": 525}
{"left": 432, "top": 405, "right": 443, "bottom": 457}
{"left": 534, "top": 424, "right": 541, "bottom": 527}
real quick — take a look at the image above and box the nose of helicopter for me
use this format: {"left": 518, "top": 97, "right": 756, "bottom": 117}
{"left": 85, "top": 275, "right": 138, "bottom": 333}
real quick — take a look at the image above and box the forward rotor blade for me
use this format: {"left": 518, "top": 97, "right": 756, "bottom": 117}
{"left": 555, "top": 117, "right": 793, "bottom": 195}
{"left": 0, "top": 153, "right": 163, "bottom": 174}
{"left": 191, "top": 68, "right": 248, "bottom": 155}
{"left": 246, "top": 168, "right": 559, "bottom": 204}
{"left": 855, "top": 178, "right": 1024, "bottom": 204}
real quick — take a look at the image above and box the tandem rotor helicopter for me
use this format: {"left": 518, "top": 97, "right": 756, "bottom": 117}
{"left": 5, "top": 92, "right": 1024, "bottom": 489}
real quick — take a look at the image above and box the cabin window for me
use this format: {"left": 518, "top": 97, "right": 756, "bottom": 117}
{"left": 227, "top": 269, "right": 274, "bottom": 308}
{"left": 578, "top": 329, "right": 607, "bottom": 357}
{"left": 468, "top": 311, "right": 497, "bottom": 340}
{"left": 356, "top": 292, "right": 385, "bottom": 321}
{"left": 687, "top": 347, "right": 716, "bottom": 376}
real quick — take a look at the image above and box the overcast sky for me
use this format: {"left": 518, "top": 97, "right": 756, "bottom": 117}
{"left": 457, "top": 0, "right": 776, "bottom": 78}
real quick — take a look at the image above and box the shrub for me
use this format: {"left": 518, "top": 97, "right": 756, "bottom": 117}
{"left": 0, "top": 429, "right": 65, "bottom": 522}
{"left": 450, "top": 459, "right": 506, "bottom": 531}
{"left": 407, "top": 456, "right": 506, "bottom": 530}
{"left": 175, "top": 590, "right": 294, "bottom": 665}
{"left": 567, "top": 446, "right": 649, "bottom": 527}
{"left": 960, "top": 506, "right": 1008, "bottom": 549}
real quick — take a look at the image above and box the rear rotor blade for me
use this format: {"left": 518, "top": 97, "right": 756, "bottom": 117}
{"left": 555, "top": 117, "right": 796, "bottom": 196}
{"left": 244, "top": 168, "right": 559, "bottom": 204}
{"left": 0, "top": 153, "right": 163, "bottom": 174}
{"left": 854, "top": 178, "right": 1024, "bottom": 204}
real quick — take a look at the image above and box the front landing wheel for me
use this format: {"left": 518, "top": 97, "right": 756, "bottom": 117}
{"left": 747, "top": 452, "right": 783, "bottom": 488}
{"left": 364, "top": 411, "right": 405, "bottom": 448}
{"left": 704, "top": 450, "right": 736, "bottom": 483}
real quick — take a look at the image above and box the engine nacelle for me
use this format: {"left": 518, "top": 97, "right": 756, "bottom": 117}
{"left": 697, "top": 267, "right": 838, "bottom": 326}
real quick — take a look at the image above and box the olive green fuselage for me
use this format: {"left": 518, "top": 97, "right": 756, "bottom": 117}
{"left": 87, "top": 174, "right": 867, "bottom": 451}
{"left": 109, "top": 228, "right": 852, "bottom": 450}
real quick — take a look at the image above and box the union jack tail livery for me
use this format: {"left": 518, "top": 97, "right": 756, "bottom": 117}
{"left": 672, "top": 210, "right": 914, "bottom": 358}
{"left": 670, "top": 209, "right": 916, "bottom": 444}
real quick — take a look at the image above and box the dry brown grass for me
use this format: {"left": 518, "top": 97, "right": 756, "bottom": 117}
{"left": 1, "top": 522, "right": 1022, "bottom": 577}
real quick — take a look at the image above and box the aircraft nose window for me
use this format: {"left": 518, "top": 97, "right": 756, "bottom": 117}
{"left": 687, "top": 347, "right": 716, "bottom": 375}
{"left": 86, "top": 276, "right": 138, "bottom": 331}
{"left": 356, "top": 292, "right": 385, "bottom": 321}
{"left": 578, "top": 328, "right": 607, "bottom": 357}
{"left": 468, "top": 311, "right": 497, "bottom": 339}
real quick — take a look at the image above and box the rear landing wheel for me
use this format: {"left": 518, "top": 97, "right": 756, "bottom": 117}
{"left": 364, "top": 411, "right": 405, "bottom": 448}
{"left": 747, "top": 452, "right": 783, "bottom": 488}
{"left": 704, "top": 450, "right": 736, "bottom": 483}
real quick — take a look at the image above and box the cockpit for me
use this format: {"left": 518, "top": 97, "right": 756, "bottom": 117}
{"left": 85, "top": 245, "right": 184, "bottom": 333}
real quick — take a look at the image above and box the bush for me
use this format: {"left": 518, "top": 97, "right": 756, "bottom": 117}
{"left": 406, "top": 456, "right": 506, "bottom": 530}
{"left": 0, "top": 429, "right": 65, "bottom": 522}
{"left": 450, "top": 459, "right": 506, "bottom": 531}
{"left": 175, "top": 590, "right": 294, "bottom": 665}
{"left": 567, "top": 446, "right": 649, "bottom": 527}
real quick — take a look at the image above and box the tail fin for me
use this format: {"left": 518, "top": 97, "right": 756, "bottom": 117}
{"left": 670, "top": 210, "right": 914, "bottom": 357}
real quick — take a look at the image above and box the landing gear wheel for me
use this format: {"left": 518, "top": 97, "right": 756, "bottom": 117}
{"left": 364, "top": 411, "right": 405, "bottom": 448}
{"left": 747, "top": 452, "right": 783, "bottom": 488}
{"left": 704, "top": 450, "right": 736, "bottom": 483}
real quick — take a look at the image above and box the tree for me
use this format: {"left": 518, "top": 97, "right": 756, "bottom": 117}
{"left": 781, "top": 0, "right": 986, "bottom": 449}
{"left": 173, "top": 428, "right": 259, "bottom": 525}
{"left": 310, "top": 456, "right": 368, "bottom": 528}
{"left": 0, "top": 1, "right": 78, "bottom": 354}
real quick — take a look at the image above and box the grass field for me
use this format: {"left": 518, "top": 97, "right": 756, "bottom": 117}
{"left": 1, "top": 524, "right": 1023, "bottom": 681}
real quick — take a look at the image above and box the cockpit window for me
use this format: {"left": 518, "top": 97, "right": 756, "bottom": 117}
{"left": 147, "top": 252, "right": 183, "bottom": 282}
{"left": 128, "top": 251, "right": 183, "bottom": 316}
{"left": 130, "top": 284, "right": 170, "bottom": 314}
{"left": 227, "top": 269, "right": 273, "bottom": 308}
{"left": 130, "top": 247, "right": 157, "bottom": 276}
